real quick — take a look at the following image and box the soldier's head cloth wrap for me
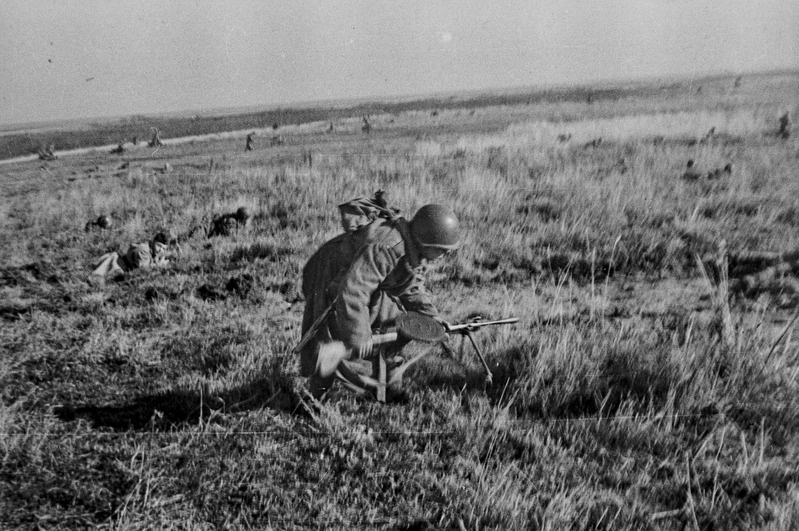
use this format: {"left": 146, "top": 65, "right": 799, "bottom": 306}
{"left": 338, "top": 191, "right": 401, "bottom": 233}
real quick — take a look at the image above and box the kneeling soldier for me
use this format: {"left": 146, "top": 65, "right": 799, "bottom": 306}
{"left": 298, "top": 198, "right": 461, "bottom": 401}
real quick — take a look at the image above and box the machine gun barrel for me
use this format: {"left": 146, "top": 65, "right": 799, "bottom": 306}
{"left": 447, "top": 317, "right": 520, "bottom": 333}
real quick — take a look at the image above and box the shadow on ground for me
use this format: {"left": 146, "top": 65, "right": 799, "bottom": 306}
{"left": 54, "top": 375, "right": 307, "bottom": 431}
{"left": 409, "top": 344, "right": 522, "bottom": 400}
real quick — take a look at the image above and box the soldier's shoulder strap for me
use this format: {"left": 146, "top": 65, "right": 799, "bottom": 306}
{"left": 294, "top": 216, "right": 409, "bottom": 353}
{"left": 388, "top": 217, "right": 421, "bottom": 268}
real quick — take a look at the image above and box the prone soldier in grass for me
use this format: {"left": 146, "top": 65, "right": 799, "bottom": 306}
{"left": 92, "top": 231, "right": 175, "bottom": 279}
{"left": 298, "top": 194, "right": 461, "bottom": 401}
{"left": 181, "top": 206, "right": 252, "bottom": 241}
{"left": 85, "top": 214, "right": 113, "bottom": 232}
{"left": 208, "top": 206, "right": 251, "bottom": 237}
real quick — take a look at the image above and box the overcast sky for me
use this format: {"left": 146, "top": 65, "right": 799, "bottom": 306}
{"left": 1, "top": 1, "right": 797, "bottom": 125}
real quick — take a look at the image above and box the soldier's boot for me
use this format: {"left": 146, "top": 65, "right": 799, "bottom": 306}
{"left": 308, "top": 373, "right": 335, "bottom": 400}
{"left": 385, "top": 369, "right": 409, "bottom": 403}
{"left": 368, "top": 352, "right": 410, "bottom": 403}
{"left": 367, "top": 348, "right": 405, "bottom": 403}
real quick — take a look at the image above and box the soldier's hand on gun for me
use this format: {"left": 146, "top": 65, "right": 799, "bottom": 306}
{"left": 434, "top": 317, "right": 453, "bottom": 343}
{"left": 353, "top": 337, "right": 374, "bottom": 359}
{"left": 434, "top": 316, "right": 452, "bottom": 332}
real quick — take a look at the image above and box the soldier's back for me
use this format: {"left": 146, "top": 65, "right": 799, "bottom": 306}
{"left": 123, "top": 243, "right": 152, "bottom": 270}
{"left": 303, "top": 221, "right": 401, "bottom": 294}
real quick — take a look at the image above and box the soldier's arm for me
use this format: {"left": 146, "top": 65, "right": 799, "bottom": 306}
{"left": 397, "top": 265, "right": 439, "bottom": 317}
{"left": 336, "top": 243, "right": 399, "bottom": 349}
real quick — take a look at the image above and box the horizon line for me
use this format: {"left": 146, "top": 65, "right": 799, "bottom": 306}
{"left": 2, "top": 66, "right": 796, "bottom": 132}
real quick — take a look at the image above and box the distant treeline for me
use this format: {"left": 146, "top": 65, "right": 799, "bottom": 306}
{"left": 0, "top": 80, "right": 696, "bottom": 160}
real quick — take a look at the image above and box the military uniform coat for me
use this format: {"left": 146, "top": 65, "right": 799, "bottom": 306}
{"left": 299, "top": 218, "right": 438, "bottom": 377}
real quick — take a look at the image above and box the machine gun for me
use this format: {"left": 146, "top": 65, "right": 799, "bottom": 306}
{"left": 315, "top": 313, "right": 519, "bottom": 400}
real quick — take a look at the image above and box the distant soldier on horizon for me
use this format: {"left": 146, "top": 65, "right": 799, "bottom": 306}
{"left": 706, "top": 163, "right": 733, "bottom": 180}
{"left": 680, "top": 159, "right": 701, "bottom": 182}
{"left": 148, "top": 127, "right": 163, "bottom": 147}
{"left": 38, "top": 143, "right": 57, "bottom": 161}
{"left": 362, "top": 115, "right": 371, "bottom": 135}
{"left": 245, "top": 133, "right": 255, "bottom": 152}
{"left": 701, "top": 127, "right": 716, "bottom": 143}
{"left": 779, "top": 112, "right": 791, "bottom": 139}
{"left": 583, "top": 137, "right": 602, "bottom": 149}
{"left": 302, "top": 149, "right": 313, "bottom": 167}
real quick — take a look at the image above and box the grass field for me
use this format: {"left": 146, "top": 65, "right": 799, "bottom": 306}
{"left": 2, "top": 71, "right": 799, "bottom": 529}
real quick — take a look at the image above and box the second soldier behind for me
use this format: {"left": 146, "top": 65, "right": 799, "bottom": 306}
{"left": 179, "top": 206, "right": 252, "bottom": 242}
{"left": 208, "top": 206, "right": 251, "bottom": 237}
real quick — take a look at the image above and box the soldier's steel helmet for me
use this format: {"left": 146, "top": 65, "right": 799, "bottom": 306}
{"left": 152, "top": 230, "right": 176, "bottom": 247}
{"left": 410, "top": 204, "right": 461, "bottom": 250}
{"left": 236, "top": 206, "right": 251, "bottom": 221}
{"left": 97, "top": 215, "right": 112, "bottom": 229}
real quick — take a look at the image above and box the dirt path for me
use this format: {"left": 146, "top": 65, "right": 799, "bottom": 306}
{"left": 0, "top": 126, "right": 281, "bottom": 166}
